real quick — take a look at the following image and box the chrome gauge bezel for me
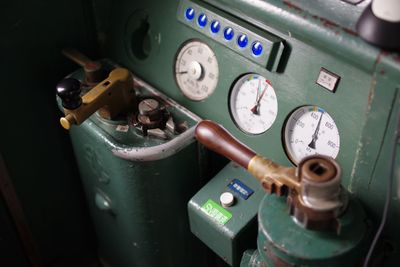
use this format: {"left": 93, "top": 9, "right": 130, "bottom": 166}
{"left": 174, "top": 39, "right": 219, "bottom": 101}
{"left": 283, "top": 105, "right": 340, "bottom": 165}
{"left": 229, "top": 73, "right": 278, "bottom": 135}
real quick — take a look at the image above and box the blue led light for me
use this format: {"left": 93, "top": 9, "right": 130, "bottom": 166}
{"left": 224, "top": 27, "right": 234, "bottom": 41}
{"left": 185, "top": 7, "right": 195, "bottom": 21}
{"left": 252, "top": 41, "right": 263, "bottom": 57}
{"left": 197, "top": 13, "right": 207, "bottom": 28}
{"left": 237, "top": 34, "right": 248, "bottom": 48}
{"left": 210, "top": 20, "right": 220, "bottom": 34}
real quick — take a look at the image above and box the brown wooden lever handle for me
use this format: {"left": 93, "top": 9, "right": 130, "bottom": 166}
{"left": 195, "top": 120, "right": 256, "bottom": 169}
{"left": 195, "top": 120, "right": 301, "bottom": 195}
{"left": 195, "top": 120, "right": 343, "bottom": 209}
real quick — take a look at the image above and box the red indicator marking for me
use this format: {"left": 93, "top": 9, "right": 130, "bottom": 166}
{"left": 250, "top": 83, "right": 269, "bottom": 115}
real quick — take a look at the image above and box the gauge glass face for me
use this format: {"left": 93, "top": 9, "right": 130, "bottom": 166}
{"left": 174, "top": 40, "right": 219, "bottom": 101}
{"left": 284, "top": 106, "right": 340, "bottom": 164}
{"left": 229, "top": 74, "right": 278, "bottom": 134}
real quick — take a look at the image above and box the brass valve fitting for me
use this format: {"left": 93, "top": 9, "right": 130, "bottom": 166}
{"left": 57, "top": 68, "right": 136, "bottom": 130}
{"left": 195, "top": 120, "right": 349, "bottom": 232}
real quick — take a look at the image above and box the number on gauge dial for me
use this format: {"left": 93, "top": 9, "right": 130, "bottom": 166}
{"left": 283, "top": 106, "right": 340, "bottom": 164}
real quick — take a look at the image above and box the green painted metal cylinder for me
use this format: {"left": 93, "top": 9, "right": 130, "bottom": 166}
{"left": 253, "top": 194, "right": 368, "bottom": 267}
{"left": 69, "top": 118, "right": 206, "bottom": 267}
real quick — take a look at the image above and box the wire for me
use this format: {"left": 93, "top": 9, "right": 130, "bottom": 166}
{"left": 363, "top": 108, "right": 400, "bottom": 267}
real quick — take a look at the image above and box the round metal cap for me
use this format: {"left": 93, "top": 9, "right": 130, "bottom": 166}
{"left": 220, "top": 192, "right": 235, "bottom": 208}
{"left": 138, "top": 98, "right": 160, "bottom": 116}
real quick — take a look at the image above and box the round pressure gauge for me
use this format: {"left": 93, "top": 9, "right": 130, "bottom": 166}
{"left": 229, "top": 74, "right": 278, "bottom": 134}
{"left": 174, "top": 40, "right": 219, "bottom": 101}
{"left": 283, "top": 106, "right": 340, "bottom": 165}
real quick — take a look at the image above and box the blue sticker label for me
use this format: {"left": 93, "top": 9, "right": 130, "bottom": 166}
{"left": 228, "top": 179, "right": 254, "bottom": 200}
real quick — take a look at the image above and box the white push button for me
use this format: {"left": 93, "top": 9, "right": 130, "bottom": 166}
{"left": 220, "top": 192, "right": 235, "bottom": 208}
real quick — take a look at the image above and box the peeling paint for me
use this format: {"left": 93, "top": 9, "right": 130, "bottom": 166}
{"left": 374, "top": 51, "right": 383, "bottom": 66}
{"left": 367, "top": 79, "right": 376, "bottom": 106}
{"left": 349, "top": 140, "right": 363, "bottom": 193}
{"left": 320, "top": 18, "right": 338, "bottom": 30}
{"left": 282, "top": 1, "right": 303, "bottom": 12}
{"left": 348, "top": 72, "right": 377, "bottom": 192}
{"left": 342, "top": 28, "right": 358, "bottom": 37}
{"left": 284, "top": 0, "right": 359, "bottom": 38}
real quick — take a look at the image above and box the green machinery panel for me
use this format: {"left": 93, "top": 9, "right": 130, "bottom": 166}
{"left": 67, "top": 0, "right": 400, "bottom": 265}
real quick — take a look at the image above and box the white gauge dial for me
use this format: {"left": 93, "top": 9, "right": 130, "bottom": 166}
{"left": 175, "top": 40, "right": 219, "bottom": 101}
{"left": 284, "top": 106, "right": 340, "bottom": 165}
{"left": 229, "top": 74, "right": 278, "bottom": 134}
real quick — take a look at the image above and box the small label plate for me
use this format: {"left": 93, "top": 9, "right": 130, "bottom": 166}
{"left": 228, "top": 179, "right": 254, "bottom": 200}
{"left": 201, "top": 199, "right": 232, "bottom": 225}
{"left": 316, "top": 68, "right": 340, "bottom": 92}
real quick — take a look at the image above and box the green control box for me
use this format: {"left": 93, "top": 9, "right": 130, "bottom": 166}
{"left": 188, "top": 161, "right": 265, "bottom": 266}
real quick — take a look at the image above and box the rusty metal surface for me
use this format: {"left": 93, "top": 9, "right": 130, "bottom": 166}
{"left": 283, "top": 0, "right": 371, "bottom": 30}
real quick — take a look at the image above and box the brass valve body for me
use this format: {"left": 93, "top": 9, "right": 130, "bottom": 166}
{"left": 60, "top": 68, "right": 136, "bottom": 130}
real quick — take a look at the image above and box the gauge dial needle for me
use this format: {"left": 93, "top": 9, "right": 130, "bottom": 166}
{"left": 250, "top": 79, "right": 261, "bottom": 114}
{"left": 177, "top": 71, "right": 188, "bottom": 74}
{"left": 308, "top": 112, "right": 324, "bottom": 149}
{"left": 250, "top": 80, "right": 269, "bottom": 115}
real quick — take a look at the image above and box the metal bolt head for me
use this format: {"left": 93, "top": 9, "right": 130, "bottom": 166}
{"left": 300, "top": 157, "right": 336, "bottom": 183}
{"left": 138, "top": 98, "right": 160, "bottom": 116}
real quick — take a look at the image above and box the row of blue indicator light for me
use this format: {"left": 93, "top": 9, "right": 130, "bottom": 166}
{"left": 185, "top": 7, "right": 263, "bottom": 57}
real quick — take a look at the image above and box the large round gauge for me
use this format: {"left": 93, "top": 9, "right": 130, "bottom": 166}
{"left": 229, "top": 74, "right": 278, "bottom": 134}
{"left": 283, "top": 105, "right": 340, "bottom": 165}
{"left": 174, "top": 40, "right": 219, "bottom": 101}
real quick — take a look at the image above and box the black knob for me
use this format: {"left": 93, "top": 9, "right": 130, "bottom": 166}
{"left": 356, "top": 3, "right": 400, "bottom": 50}
{"left": 56, "top": 78, "right": 82, "bottom": 110}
